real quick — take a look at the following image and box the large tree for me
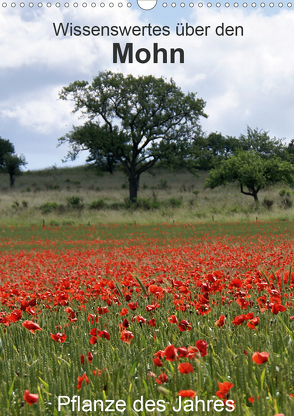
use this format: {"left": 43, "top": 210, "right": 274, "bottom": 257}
{"left": 58, "top": 71, "right": 207, "bottom": 201}
{"left": 205, "top": 150, "right": 294, "bottom": 201}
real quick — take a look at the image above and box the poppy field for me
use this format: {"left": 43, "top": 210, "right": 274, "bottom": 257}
{"left": 0, "top": 221, "right": 294, "bottom": 416}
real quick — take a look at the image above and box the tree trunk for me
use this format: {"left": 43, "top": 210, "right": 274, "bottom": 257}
{"left": 129, "top": 169, "right": 138, "bottom": 203}
{"left": 10, "top": 174, "right": 15, "bottom": 188}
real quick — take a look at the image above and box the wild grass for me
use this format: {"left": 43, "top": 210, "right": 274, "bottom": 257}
{"left": 0, "top": 165, "right": 294, "bottom": 226}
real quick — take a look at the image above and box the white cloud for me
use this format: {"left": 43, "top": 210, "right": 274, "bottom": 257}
{"left": 1, "top": 6, "right": 294, "bottom": 169}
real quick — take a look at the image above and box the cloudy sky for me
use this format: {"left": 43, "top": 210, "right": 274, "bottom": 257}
{"left": 0, "top": 2, "right": 293, "bottom": 170}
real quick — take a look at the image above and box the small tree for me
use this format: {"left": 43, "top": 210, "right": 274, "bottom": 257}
{"left": 0, "top": 137, "right": 14, "bottom": 169}
{"left": 205, "top": 151, "right": 294, "bottom": 201}
{"left": 58, "top": 71, "right": 207, "bottom": 202}
{"left": 4, "top": 153, "right": 27, "bottom": 187}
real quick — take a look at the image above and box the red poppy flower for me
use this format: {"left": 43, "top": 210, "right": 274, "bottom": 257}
{"left": 252, "top": 351, "right": 269, "bottom": 364}
{"left": 216, "top": 381, "right": 234, "bottom": 398}
{"left": 87, "top": 314, "right": 100, "bottom": 324}
{"left": 119, "top": 308, "right": 129, "bottom": 316}
{"left": 232, "top": 314, "right": 246, "bottom": 325}
{"left": 178, "top": 320, "right": 192, "bottom": 332}
{"left": 215, "top": 314, "right": 226, "bottom": 327}
{"left": 98, "top": 330, "right": 110, "bottom": 340}
{"left": 178, "top": 390, "right": 197, "bottom": 399}
{"left": 164, "top": 344, "right": 178, "bottom": 361}
{"left": 247, "top": 317, "right": 259, "bottom": 329}
{"left": 147, "top": 371, "right": 156, "bottom": 378}
{"left": 271, "top": 304, "right": 286, "bottom": 315}
{"left": 22, "top": 320, "right": 42, "bottom": 334}
{"left": 153, "top": 357, "right": 163, "bottom": 367}
{"left": 77, "top": 373, "right": 89, "bottom": 389}
{"left": 156, "top": 373, "right": 168, "bottom": 384}
{"left": 178, "top": 362, "right": 194, "bottom": 374}
{"left": 196, "top": 340, "right": 208, "bottom": 357}
{"left": 177, "top": 347, "right": 189, "bottom": 357}
{"left": 120, "top": 330, "right": 134, "bottom": 344}
{"left": 97, "top": 306, "right": 109, "bottom": 315}
{"left": 7, "top": 309, "right": 22, "bottom": 323}
{"left": 148, "top": 318, "right": 156, "bottom": 327}
{"left": 24, "top": 390, "right": 38, "bottom": 405}
{"left": 168, "top": 315, "right": 178, "bottom": 324}
{"left": 89, "top": 336, "right": 97, "bottom": 345}
{"left": 133, "top": 315, "right": 146, "bottom": 324}
{"left": 88, "top": 352, "right": 93, "bottom": 363}
{"left": 80, "top": 354, "right": 85, "bottom": 365}
{"left": 128, "top": 302, "right": 139, "bottom": 311}
{"left": 51, "top": 333, "right": 67, "bottom": 343}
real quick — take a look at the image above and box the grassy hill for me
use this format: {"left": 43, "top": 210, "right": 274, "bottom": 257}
{"left": 0, "top": 165, "right": 293, "bottom": 226}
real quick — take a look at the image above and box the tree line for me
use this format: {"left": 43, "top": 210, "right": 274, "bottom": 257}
{"left": 58, "top": 70, "right": 294, "bottom": 202}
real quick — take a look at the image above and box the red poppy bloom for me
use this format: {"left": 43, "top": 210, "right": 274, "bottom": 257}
{"left": 168, "top": 315, "right": 178, "bottom": 324}
{"left": 51, "top": 333, "right": 67, "bottom": 343}
{"left": 89, "top": 336, "right": 97, "bottom": 345}
{"left": 164, "top": 344, "right": 178, "bottom": 361}
{"left": 232, "top": 314, "right": 246, "bottom": 325}
{"left": 148, "top": 318, "right": 156, "bottom": 327}
{"left": 252, "top": 351, "right": 269, "bottom": 364}
{"left": 247, "top": 317, "right": 259, "bottom": 329}
{"left": 215, "top": 314, "right": 226, "bottom": 327}
{"left": 22, "top": 320, "right": 42, "bottom": 334}
{"left": 97, "top": 306, "right": 109, "bottom": 315}
{"left": 178, "top": 390, "right": 197, "bottom": 399}
{"left": 24, "top": 390, "right": 38, "bottom": 405}
{"left": 177, "top": 347, "right": 189, "bottom": 357}
{"left": 80, "top": 354, "right": 85, "bottom": 365}
{"left": 196, "top": 340, "right": 208, "bottom": 357}
{"left": 119, "top": 308, "right": 129, "bottom": 316}
{"left": 178, "top": 362, "right": 194, "bottom": 374}
{"left": 271, "top": 304, "right": 286, "bottom": 315}
{"left": 87, "top": 314, "right": 100, "bottom": 324}
{"left": 88, "top": 352, "right": 93, "bottom": 363}
{"left": 120, "top": 330, "right": 134, "bottom": 344}
{"left": 178, "top": 320, "right": 192, "bottom": 332}
{"left": 156, "top": 373, "right": 168, "bottom": 384}
{"left": 77, "top": 373, "right": 89, "bottom": 389}
{"left": 153, "top": 357, "right": 163, "bottom": 367}
{"left": 98, "top": 330, "right": 110, "bottom": 340}
{"left": 128, "top": 302, "right": 139, "bottom": 311}
{"left": 216, "top": 381, "right": 234, "bottom": 399}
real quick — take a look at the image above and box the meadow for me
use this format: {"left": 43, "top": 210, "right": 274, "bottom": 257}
{"left": 0, "top": 165, "right": 294, "bottom": 226}
{"left": 0, "top": 221, "right": 294, "bottom": 415}
{"left": 0, "top": 167, "right": 294, "bottom": 415}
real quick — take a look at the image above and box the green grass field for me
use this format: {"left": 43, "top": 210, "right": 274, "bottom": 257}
{"left": 0, "top": 165, "right": 294, "bottom": 227}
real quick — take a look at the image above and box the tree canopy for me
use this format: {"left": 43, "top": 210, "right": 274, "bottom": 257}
{"left": 58, "top": 71, "right": 207, "bottom": 201}
{"left": 0, "top": 137, "right": 15, "bottom": 169}
{"left": 205, "top": 150, "right": 294, "bottom": 201}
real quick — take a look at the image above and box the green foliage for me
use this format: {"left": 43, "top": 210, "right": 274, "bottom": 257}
{"left": 205, "top": 150, "right": 294, "bottom": 201}
{"left": 279, "top": 188, "right": 291, "bottom": 197}
{"left": 0, "top": 136, "right": 14, "bottom": 169}
{"left": 89, "top": 199, "right": 106, "bottom": 210}
{"left": 58, "top": 71, "right": 207, "bottom": 201}
{"left": 3, "top": 153, "right": 27, "bottom": 187}
{"left": 262, "top": 197, "right": 274, "bottom": 210}
{"left": 66, "top": 196, "right": 84, "bottom": 209}
{"left": 40, "top": 202, "right": 59, "bottom": 214}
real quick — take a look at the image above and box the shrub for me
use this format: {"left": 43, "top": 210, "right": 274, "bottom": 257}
{"left": 40, "top": 202, "right": 58, "bottom": 214}
{"left": 67, "top": 196, "right": 84, "bottom": 209}
{"left": 279, "top": 188, "right": 291, "bottom": 197}
{"left": 165, "top": 197, "right": 183, "bottom": 208}
{"left": 280, "top": 196, "right": 293, "bottom": 209}
{"left": 262, "top": 197, "right": 274, "bottom": 210}
{"left": 158, "top": 179, "right": 168, "bottom": 190}
{"left": 89, "top": 199, "right": 106, "bottom": 210}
